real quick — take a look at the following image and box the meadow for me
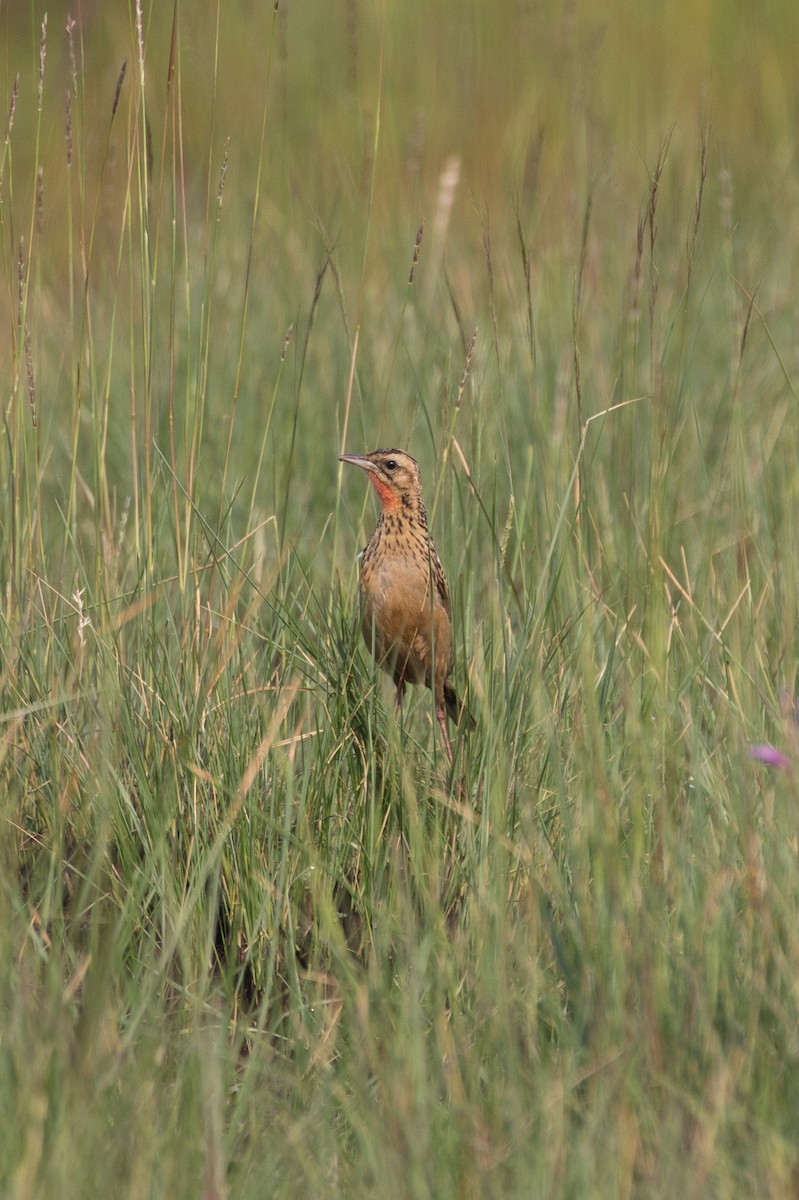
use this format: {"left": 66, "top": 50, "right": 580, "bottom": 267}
{"left": 3, "top": 1, "right": 799, "bottom": 1195}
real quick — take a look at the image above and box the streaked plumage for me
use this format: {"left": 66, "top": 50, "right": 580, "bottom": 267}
{"left": 339, "top": 448, "right": 471, "bottom": 762}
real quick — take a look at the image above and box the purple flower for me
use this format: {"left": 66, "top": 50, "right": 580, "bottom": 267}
{"left": 748, "top": 743, "right": 792, "bottom": 770}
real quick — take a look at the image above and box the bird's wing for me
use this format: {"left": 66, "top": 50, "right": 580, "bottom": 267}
{"left": 432, "top": 549, "right": 451, "bottom": 616}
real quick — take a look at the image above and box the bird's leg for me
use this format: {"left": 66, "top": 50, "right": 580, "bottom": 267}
{"left": 395, "top": 676, "right": 406, "bottom": 709}
{"left": 436, "top": 704, "right": 454, "bottom": 766}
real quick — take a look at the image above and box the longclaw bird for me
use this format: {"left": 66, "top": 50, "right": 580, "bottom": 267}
{"left": 339, "top": 448, "right": 473, "bottom": 763}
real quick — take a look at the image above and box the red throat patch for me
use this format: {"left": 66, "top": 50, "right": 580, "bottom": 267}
{"left": 368, "top": 472, "right": 400, "bottom": 512}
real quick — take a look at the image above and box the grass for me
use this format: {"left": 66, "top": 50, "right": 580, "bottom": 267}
{"left": 2, "top": 1, "right": 799, "bottom": 1196}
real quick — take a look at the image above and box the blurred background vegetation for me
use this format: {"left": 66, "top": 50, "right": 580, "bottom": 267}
{"left": 5, "top": 0, "right": 799, "bottom": 504}
{"left": 0, "top": 2, "right": 795, "bottom": 576}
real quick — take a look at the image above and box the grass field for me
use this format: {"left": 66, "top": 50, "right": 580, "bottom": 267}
{"left": 3, "top": 2, "right": 799, "bottom": 1196}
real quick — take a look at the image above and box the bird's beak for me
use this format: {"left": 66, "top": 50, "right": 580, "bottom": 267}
{"left": 339, "top": 453, "right": 377, "bottom": 473}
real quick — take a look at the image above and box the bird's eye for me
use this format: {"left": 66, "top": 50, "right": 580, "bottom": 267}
{"left": 384, "top": 459, "right": 397, "bottom": 471}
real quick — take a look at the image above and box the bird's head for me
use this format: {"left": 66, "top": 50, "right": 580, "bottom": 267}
{"left": 339, "top": 448, "right": 424, "bottom": 514}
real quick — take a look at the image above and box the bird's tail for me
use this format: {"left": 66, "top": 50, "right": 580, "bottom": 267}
{"left": 443, "top": 682, "right": 476, "bottom": 730}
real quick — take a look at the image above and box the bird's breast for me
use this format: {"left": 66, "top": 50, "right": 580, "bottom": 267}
{"left": 360, "top": 548, "right": 430, "bottom": 623}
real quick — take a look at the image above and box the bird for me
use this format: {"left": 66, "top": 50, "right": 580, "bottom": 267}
{"left": 339, "top": 447, "right": 472, "bottom": 763}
